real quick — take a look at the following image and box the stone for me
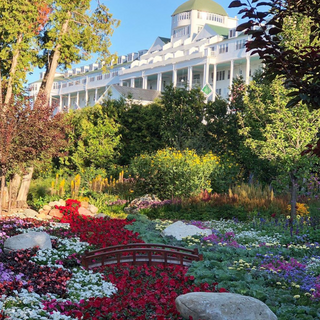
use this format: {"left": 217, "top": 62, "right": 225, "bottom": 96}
{"left": 81, "top": 201, "right": 89, "bottom": 209}
{"left": 88, "top": 204, "right": 99, "bottom": 214}
{"left": 37, "top": 212, "right": 51, "bottom": 220}
{"left": 49, "top": 208, "right": 63, "bottom": 219}
{"left": 43, "top": 205, "right": 52, "bottom": 211}
{"left": 95, "top": 213, "right": 107, "bottom": 219}
{"left": 58, "top": 199, "right": 66, "bottom": 206}
{"left": 162, "top": 221, "right": 212, "bottom": 240}
{"left": 49, "top": 201, "right": 61, "bottom": 207}
{"left": 4, "top": 231, "right": 52, "bottom": 253}
{"left": 175, "top": 292, "right": 277, "bottom": 320}
{"left": 78, "top": 206, "right": 94, "bottom": 216}
{"left": 125, "top": 194, "right": 161, "bottom": 214}
{"left": 23, "top": 208, "right": 39, "bottom": 218}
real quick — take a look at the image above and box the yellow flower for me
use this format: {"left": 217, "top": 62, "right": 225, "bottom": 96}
{"left": 293, "top": 295, "right": 300, "bottom": 299}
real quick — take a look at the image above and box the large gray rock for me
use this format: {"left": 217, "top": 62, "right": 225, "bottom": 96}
{"left": 162, "top": 221, "right": 212, "bottom": 240}
{"left": 175, "top": 292, "right": 277, "bottom": 320}
{"left": 4, "top": 231, "right": 52, "bottom": 253}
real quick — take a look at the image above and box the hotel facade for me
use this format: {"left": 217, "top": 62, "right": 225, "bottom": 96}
{"left": 30, "top": 0, "right": 262, "bottom": 110}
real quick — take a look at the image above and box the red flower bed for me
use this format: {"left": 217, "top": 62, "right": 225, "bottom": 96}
{"left": 43, "top": 263, "right": 225, "bottom": 319}
{"left": 56, "top": 199, "right": 143, "bottom": 247}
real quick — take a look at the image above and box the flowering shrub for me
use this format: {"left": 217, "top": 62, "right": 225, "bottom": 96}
{"left": 130, "top": 148, "right": 219, "bottom": 199}
{"left": 288, "top": 202, "right": 309, "bottom": 217}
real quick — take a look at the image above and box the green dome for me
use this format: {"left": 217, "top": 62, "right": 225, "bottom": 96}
{"left": 173, "top": 0, "right": 227, "bottom": 16}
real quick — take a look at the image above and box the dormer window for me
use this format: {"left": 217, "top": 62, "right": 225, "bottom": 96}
{"left": 229, "top": 29, "right": 236, "bottom": 38}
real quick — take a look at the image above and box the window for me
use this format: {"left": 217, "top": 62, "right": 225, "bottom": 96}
{"left": 75, "top": 80, "right": 80, "bottom": 85}
{"left": 229, "top": 29, "right": 236, "bottom": 38}
{"left": 216, "top": 71, "right": 225, "bottom": 81}
{"left": 197, "top": 12, "right": 223, "bottom": 23}
{"left": 68, "top": 82, "right": 73, "bottom": 87}
{"left": 236, "top": 39, "right": 246, "bottom": 50}
{"left": 228, "top": 70, "right": 231, "bottom": 79}
{"left": 97, "top": 75, "right": 103, "bottom": 81}
{"left": 90, "top": 77, "right": 95, "bottom": 82}
{"left": 62, "top": 83, "right": 67, "bottom": 88}
{"left": 105, "top": 74, "right": 110, "bottom": 79}
{"left": 177, "top": 12, "right": 190, "bottom": 21}
{"left": 198, "top": 26, "right": 203, "bottom": 33}
{"left": 82, "top": 79, "right": 87, "bottom": 84}
{"left": 219, "top": 43, "right": 228, "bottom": 54}
{"left": 216, "top": 88, "right": 222, "bottom": 95}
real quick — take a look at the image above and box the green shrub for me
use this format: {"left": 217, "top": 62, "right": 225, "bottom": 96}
{"left": 129, "top": 148, "right": 219, "bottom": 199}
{"left": 142, "top": 203, "right": 249, "bottom": 221}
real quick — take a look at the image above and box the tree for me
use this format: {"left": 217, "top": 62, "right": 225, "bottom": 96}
{"left": 239, "top": 77, "right": 320, "bottom": 220}
{"left": 37, "top": 0, "right": 120, "bottom": 101}
{"left": 229, "top": 0, "right": 320, "bottom": 109}
{"left": 102, "top": 100, "right": 165, "bottom": 165}
{"left": 60, "top": 104, "right": 121, "bottom": 173}
{"left": 0, "top": 93, "right": 68, "bottom": 212}
{"left": 160, "top": 85, "right": 207, "bottom": 151}
{"left": 0, "top": 0, "right": 49, "bottom": 104}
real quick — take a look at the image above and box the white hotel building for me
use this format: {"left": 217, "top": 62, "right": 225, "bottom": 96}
{"left": 30, "top": 0, "right": 262, "bottom": 110}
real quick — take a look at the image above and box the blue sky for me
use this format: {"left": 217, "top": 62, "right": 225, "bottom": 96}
{"left": 28, "top": 0, "right": 240, "bottom": 83}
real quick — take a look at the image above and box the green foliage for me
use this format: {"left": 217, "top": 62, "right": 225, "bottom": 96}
{"left": 102, "top": 100, "right": 165, "bottom": 165}
{"left": 239, "top": 77, "right": 320, "bottom": 218}
{"left": 129, "top": 148, "right": 220, "bottom": 199}
{"left": 61, "top": 104, "right": 121, "bottom": 173}
{"left": 142, "top": 203, "right": 249, "bottom": 221}
{"left": 159, "top": 85, "right": 207, "bottom": 151}
{"left": 209, "top": 154, "right": 242, "bottom": 193}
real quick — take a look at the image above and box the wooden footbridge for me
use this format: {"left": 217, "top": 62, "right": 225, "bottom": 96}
{"left": 81, "top": 243, "right": 203, "bottom": 268}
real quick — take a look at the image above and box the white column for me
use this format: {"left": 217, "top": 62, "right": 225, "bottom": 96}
{"left": 172, "top": 66, "right": 177, "bottom": 87}
{"left": 142, "top": 76, "right": 147, "bottom": 89}
{"left": 229, "top": 59, "right": 234, "bottom": 89}
{"left": 67, "top": 94, "right": 71, "bottom": 111}
{"left": 76, "top": 92, "right": 79, "bottom": 108}
{"left": 246, "top": 56, "right": 250, "bottom": 85}
{"left": 212, "top": 64, "right": 217, "bottom": 102}
{"left": 188, "top": 66, "right": 193, "bottom": 90}
{"left": 95, "top": 88, "right": 98, "bottom": 102}
{"left": 203, "top": 62, "right": 209, "bottom": 88}
{"left": 157, "top": 73, "right": 162, "bottom": 91}
{"left": 85, "top": 89, "right": 88, "bottom": 105}
{"left": 119, "top": 80, "right": 123, "bottom": 86}
{"left": 49, "top": 95, "right": 52, "bottom": 106}
{"left": 59, "top": 95, "right": 63, "bottom": 112}
{"left": 130, "top": 78, "right": 135, "bottom": 88}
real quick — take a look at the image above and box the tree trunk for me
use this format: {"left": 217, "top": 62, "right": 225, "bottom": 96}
{"left": 38, "top": 16, "right": 70, "bottom": 103}
{"left": 4, "top": 33, "right": 23, "bottom": 105}
{"left": 9, "top": 173, "right": 21, "bottom": 210}
{"left": 16, "top": 167, "right": 34, "bottom": 208}
{"left": 0, "top": 174, "right": 5, "bottom": 215}
{"left": 290, "top": 171, "right": 298, "bottom": 224}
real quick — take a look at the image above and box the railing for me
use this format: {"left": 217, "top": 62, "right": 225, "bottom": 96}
{"left": 81, "top": 243, "right": 203, "bottom": 268}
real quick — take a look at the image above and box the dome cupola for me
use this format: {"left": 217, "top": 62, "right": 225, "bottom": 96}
{"left": 173, "top": 0, "right": 227, "bottom": 16}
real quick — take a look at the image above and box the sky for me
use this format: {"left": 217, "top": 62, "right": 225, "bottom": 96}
{"left": 28, "top": 0, "right": 241, "bottom": 83}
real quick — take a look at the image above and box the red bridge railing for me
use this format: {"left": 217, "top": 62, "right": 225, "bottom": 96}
{"left": 81, "top": 243, "right": 203, "bottom": 268}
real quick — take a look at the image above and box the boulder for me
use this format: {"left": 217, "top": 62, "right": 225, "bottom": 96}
{"left": 175, "top": 292, "right": 277, "bottom": 320}
{"left": 78, "top": 206, "right": 94, "bottom": 216}
{"left": 88, "top": 204, "right": 99, "bottom": 214}
{"left": 125, "top": 194, "right": 161, "bottom": 214}
{"left": 4, "top": 231, "right": 52, "bottom": 253}
{"left": 49, "top": 208, "right": 63, "bottom": 219}
{"left": 162, "top": 221, "right": 212, "bottom": 240}
{"left": 81, "top": 201, "right": 89, "bottom": 209}
{"left": 23, "top": 208, "right": 38, "bottom": 218}
{"left": 48, "top": 200, "right": 62, "bottom": 207}
{"left": 37, "top": 212, "right": 51, "bottom": 220}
